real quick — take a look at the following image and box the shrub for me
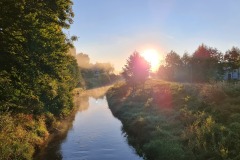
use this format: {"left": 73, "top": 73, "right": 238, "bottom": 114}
{"left": 0, "top": 113, "right": 49, "bottom": 160}
{"left": 144, "top": 139, "right": 186, "bottom": 160}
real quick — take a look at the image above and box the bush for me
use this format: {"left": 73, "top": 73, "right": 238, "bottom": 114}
{"left": 144, "top": 139, "right": 186, "bottom": 160}
{"left": 0, "top": 113, "right": 49, "bottom": 160}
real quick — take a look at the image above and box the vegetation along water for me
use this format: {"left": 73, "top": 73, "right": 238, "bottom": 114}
{"left": 1, "top": 0, "right": 240, "bottom": 160}
{"left": 107, "top": 79, "right": 240, "bottom": 160}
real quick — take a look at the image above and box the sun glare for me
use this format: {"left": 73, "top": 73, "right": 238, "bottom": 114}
{"left": 141, "top": 49, "right": 161, "bottom": 71}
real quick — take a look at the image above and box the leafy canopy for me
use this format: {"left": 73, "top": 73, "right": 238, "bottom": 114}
{"left": 122, "top": 51, "right": 151, "bottom": 86}
{"left": 0, "top": 0, "right": 80, "bottom": 115}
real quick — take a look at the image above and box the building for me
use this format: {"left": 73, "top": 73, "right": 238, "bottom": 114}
{"left": 223, "top": 68, "right": 240, "bottom": 80}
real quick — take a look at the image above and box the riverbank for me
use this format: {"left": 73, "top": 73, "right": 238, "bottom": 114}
{"left": 0, "top": 87, "right": 85, "bottom": 160}
{"left": 106, "top": 79, "right": 240, "bottom": 160}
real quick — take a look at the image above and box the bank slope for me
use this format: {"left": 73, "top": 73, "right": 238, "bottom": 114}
{"left": 106, "top": 79, "right": 240, "bottom": 160}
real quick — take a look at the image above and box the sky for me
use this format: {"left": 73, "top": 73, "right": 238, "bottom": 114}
{"left": 69, "top": 0, "right": 240, "bottom": 72}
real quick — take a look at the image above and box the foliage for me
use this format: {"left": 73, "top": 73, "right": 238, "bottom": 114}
{"left": 191, "top": 44, "right": 223, "bottom": 82}
{"left": 165, "top": 51, "right": 182, "bottom": 68}
{"left": 76, "top": 53, "right": 118, "bottom": 89}
{"left": 144, "top": 140, "right": 186, "bottom": 160}
{"left": 107, "top": 79, "right": 240, "bottom": 160}
{"left": 122, "top": 51, "right": 151, "bottom": 88}
{"left": 158, "top": 44, "right": 226, "bottom": 82}
{"left": 76, "top": 53, "right": 91, "bottom": 68}
{"left": 0, "top": 113, "right": 49, "bottom": 160}
{"left": 0, "top": 0, "right": 82, "bottom": 159}
{"left": 163, "top": 51, "right": 182, "bottom": 81}
{"left": 0, "top": 0, "right": 78, "bottom": 114}
{"left": 224, "top": 47, "right": 240, "bottom": 71}
{"left": 80, "top": 67, "right": 118, "bottom": 89}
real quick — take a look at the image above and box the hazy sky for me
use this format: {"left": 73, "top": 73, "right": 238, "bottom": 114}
{"left": 69, "top": 0, "right": 240, "bottom": 72}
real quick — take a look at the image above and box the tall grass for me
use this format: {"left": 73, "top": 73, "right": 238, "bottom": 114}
{"left": 107, "top": 80, "right": 240, "bottom": 160}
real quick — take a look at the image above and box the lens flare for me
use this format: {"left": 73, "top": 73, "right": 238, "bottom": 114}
{"left": 141, "top": 49, "right": 161, "bottom": 71}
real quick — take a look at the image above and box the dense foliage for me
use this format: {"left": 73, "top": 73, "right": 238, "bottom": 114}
{"left": 224, "top": 47, "right": 240, "bottom": 71}
{"left": 0, "top": 0, "right": 81, "bottom": 159}
{"left": 107, "top": 80, "right": 240, "bottom": 160}
{"left": 0, "top": 0, "right": 79, "bottom": 115}
{"left": 158, "top": 44, "right": 240, "bottom": 82}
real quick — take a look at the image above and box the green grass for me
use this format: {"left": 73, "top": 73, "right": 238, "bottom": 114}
{"left": 107, "top": 79, "right": 240, "bottom": 160}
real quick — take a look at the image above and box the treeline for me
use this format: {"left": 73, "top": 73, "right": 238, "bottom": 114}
{"left": 76, "top": 53, "right": 120, "bottom": 89}
{"left": 108, "top": 48, "right": 240, "bottom": 160}
{"left": 0, "top": 0, "right": 81, "bottom": 159}
{"left": 157, "top": 44, "right": 240, "bottom": 82}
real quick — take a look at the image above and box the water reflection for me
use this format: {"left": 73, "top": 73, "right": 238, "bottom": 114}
{"left": 74, "top": 86, "right": 109, "bottom": 112}
{"left": 75, "top": 95, "right": 89, "bottom": 112}
{"left": 35, "top": 86, "right": 142, "bottom": 160}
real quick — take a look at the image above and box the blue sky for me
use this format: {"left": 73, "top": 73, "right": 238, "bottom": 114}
{"left": 69, "top": 0, "right": 240, "bottom": 71}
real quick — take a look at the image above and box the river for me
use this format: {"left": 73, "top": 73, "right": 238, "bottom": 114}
{"left": 36, "top": 87, "right": 142, "bottom": 160}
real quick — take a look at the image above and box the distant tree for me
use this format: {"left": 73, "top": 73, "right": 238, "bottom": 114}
{"left": 192, "top": 44, "right": 223, "bottom": 82}
{"left": 122, "top": 51, "right": 150, "bottom": 89}
{"left": 165, "top": 51, "right": 182, "bottom": 68}
{"left": 76, "top": 53, "right": 91, "bottom": 68}
{"left": 224, "top": 47, "right": 240, "bottom": 70}
{"left": 181, "top": 52, "right": 192, "bottom": 82}
{"left": 94, "top": 62, "right": 114, "bottom": 74}
{"left": 78, "top": 57, "right": 116, "bottom": 89}
{"left": 157, "top": 65, "right": 169, "bottom": 80}
{"left": 181, "top": 52, "right": 191, "bottom": 67}
{"left": 164, "top": 51, "right": 182, "bottom": 80}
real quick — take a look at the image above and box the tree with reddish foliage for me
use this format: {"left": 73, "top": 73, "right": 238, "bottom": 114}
{"left": 122, "top": 51, "right": 151, "bottom": 90}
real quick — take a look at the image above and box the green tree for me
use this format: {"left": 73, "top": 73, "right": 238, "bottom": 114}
{"left": 0, "top": 0, "right": 78, "bottom": 115}
{"left": 122, "top": 51, "right": 150, "bottom": 90}
{"left": 181, "top": 52, "right": 191, "bottom": 67}
{"left": 181, "top": 52, "right": 192, "bottom": 82}
{"left": 224, "top": 47, "right": 240, "bottom": 71}
{"left": 191, "top": 44, "right": 223, "bottom": 82}
{"left": 165, "top": 51, "right": 182, "bottom": 81}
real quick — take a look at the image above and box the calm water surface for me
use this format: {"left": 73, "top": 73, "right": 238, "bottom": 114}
{"left": 37, "top": 87, "right": 142, "bottom": 160}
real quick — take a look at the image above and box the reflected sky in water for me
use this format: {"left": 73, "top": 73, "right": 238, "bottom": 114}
{"left": 36, "top": 87, "right": 142, "bottom": 160}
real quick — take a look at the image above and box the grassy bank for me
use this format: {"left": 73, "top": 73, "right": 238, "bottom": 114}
{"left": 106, "top": 79, "right": 240, "bottom": 160}
{"left": 0, "top": 88, "right": 83, "bottom": 160}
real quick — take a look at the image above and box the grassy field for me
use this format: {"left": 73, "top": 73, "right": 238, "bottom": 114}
{"left": 106, "top": 79, "right": 240, "bottom": 160}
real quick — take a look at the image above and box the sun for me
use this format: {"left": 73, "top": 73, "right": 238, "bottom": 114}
{"left": 141, "top": 49, "right": 161, "bottom": 71}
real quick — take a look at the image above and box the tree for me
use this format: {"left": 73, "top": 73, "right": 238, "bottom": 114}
{"left": 0, "top": 0, "right": 79, "bottom": 115}
{"left": 181, "top": 52, "right": 191, "bottom": 67}
{"left": 157, "top": 65, "right": 169, "bottom": 80}
{"left": 181, "top": 52, "right": 192, "bottom": 82}
{"left": 191, "top": 44, "right": 223, "bottom": 82}
{"left": 94, "top": 62, "right": 114, "bottom": 74}
{"left": 165, "top": 51, "right": 182, "bottom": 68}
{"left": 164, "top": 51, "right": 182, "bottom": 81}
{"left": 224, "top": 47, "right": 240, "bottom": 70}
{"left": 76, "top": 53, "right": 91, "bottom": 68}
{"left": 122, "top": 51, "right": 150, "bottom": 89}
